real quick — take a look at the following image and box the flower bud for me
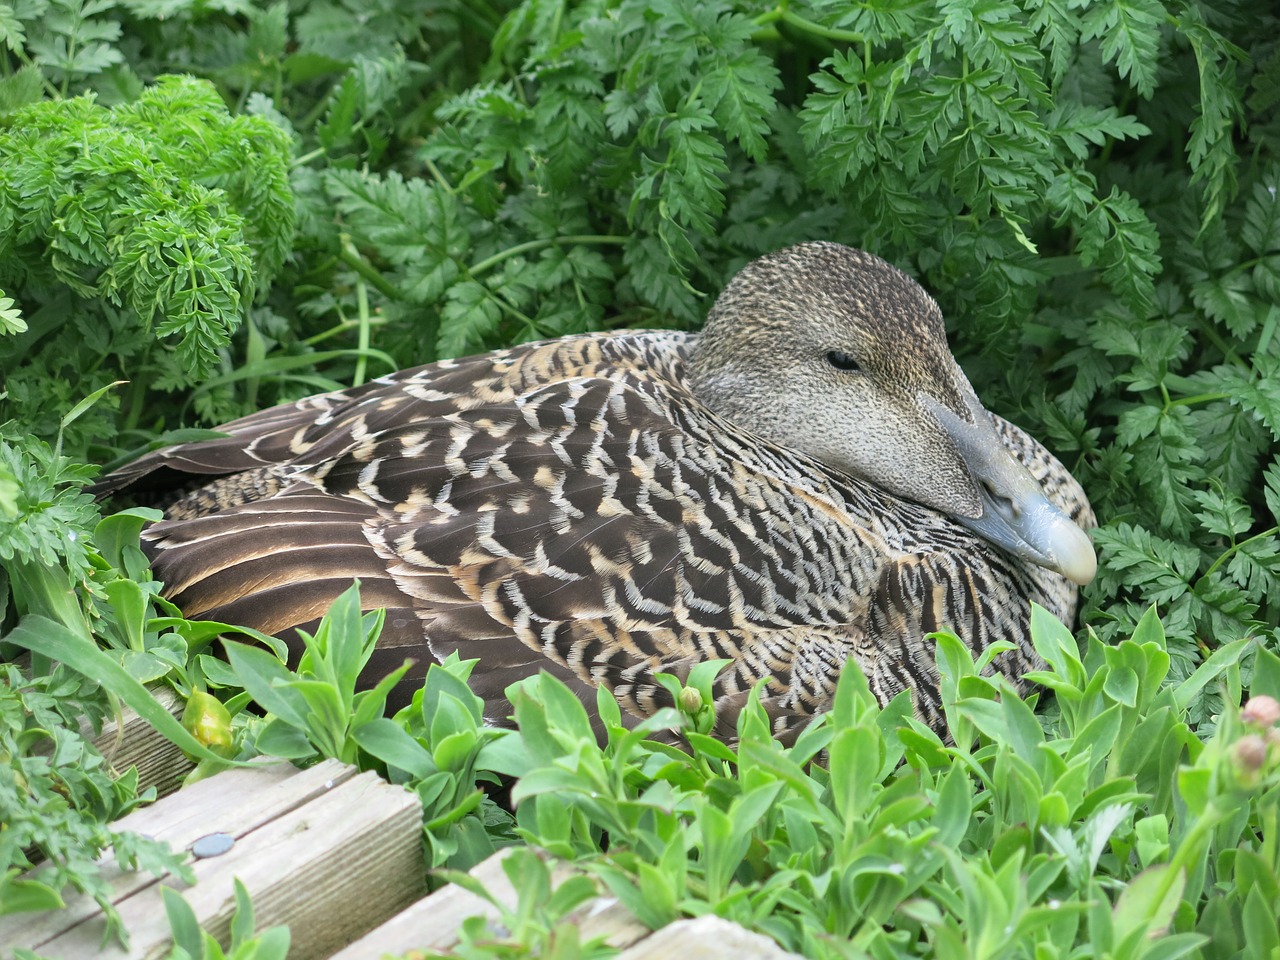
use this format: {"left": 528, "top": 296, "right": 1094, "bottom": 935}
{"left": 1241, "top": 695, "right": 1280, "bottom": 728}
{"left": 182, "top": 690, "right": 234, "bottom": 758}
{"left": 1233, "top": 733, "right": 1269, "bottom": 774}
{"left": 679, "top": 685, "right": 704, "bottom": 715}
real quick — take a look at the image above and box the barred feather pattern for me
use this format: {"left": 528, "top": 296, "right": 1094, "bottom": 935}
{"left": 98, "top": 330, "right": 1092, "bottom": 740}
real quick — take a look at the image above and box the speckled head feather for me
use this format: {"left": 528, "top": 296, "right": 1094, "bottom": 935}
{"left": 695, "top": 243, "right": 963, "bottom": 403}
{"left": 690, "top": 243, "right": 993, "bottom": 520}
{"left": 94, "top": 242, "right": 1096, "bottom": 741}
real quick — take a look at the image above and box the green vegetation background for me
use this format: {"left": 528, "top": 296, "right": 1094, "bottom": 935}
{"left": 1, "top": 0, "right": 1279, "bottom": 958}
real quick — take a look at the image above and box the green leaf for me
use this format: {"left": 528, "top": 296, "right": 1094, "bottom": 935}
{"left": 703, "top": 44, "right": 779, "bottom": 162}
{"left": 1103, "top": 665, "right": 1139, "bottom": 708}
{"left": 61, "top": 381, "right": 126, "bottom": 432}
{"left": 931, "top": 763, "right": 973, "bottom": 850}
{"left": 94, "top": 507, "right": 163, "bottom": 572}
{"left": 222, "top": 640, "right": 310, "bottom": 730}
{"left": 828, "top": 725, "right": 881, "bottom": 823}
{"left": 0, "top": 291, "right": 25, "bottom": 335}
{"left": 161, "top": 886, "right": 206, "bottom": 960}
{"left": 254, "top": 717, "right": 316, "bottom": 760}
{"left": 437, "top": 280, "right": 504, "bottom": 358}
{"left": 228, "top": 877, "right": 256, "bottom": 951}
{"left": 1077, "top": 0, "right": 1164, "bottom": 98}
{"left": 1173, "top": 637, "right": 1253, "bottom": 710}
{"left": 1030, "top": 602, "right": 1087, "bottom": 690}
{"left": 353, "top": 718, "right": 437, "bottom": 778}
{"left": 0, "top": 871, "right": 66, "bottom": 915}
{"left": 475, "top": 730, "right": 535, "bottom": 778}
{"left": 432, "top": 728, "right": 479, "bottom": 774}
{"left": 1112, "top": 865, "right": 1184, "bottom": 941}
{"left": 1250, "top": 647, "right": 1280, "bottom": 701}
{"left": 0, "top": 5, "right": 26, "bottom": 54}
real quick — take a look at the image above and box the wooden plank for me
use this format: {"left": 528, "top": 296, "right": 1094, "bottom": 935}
{"left": 332, "top": 848, "right": 649, "bottom": 959}
{"left": 615, "top": 916, "right": 806, "bottom": 960}
{"left": 1, "top": 759, "right": 359, "bottom": 954}
{"left": 35, "top": 765, "right": 425, "bottom": 960}
{"left": 569, "top": 886, "right": 650, "bottom": 951}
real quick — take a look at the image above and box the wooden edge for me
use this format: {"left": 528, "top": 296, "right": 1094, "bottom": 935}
{"left": 566, "top": 889, "right": 650, "bottom": 951}
{"left": 615, "top": 916, "right": 806, "bottom": 960}
{"left": 2, "top": 759, "right": 358, "bottom": 951}
{"left": 328, "top": 847, "right": 520, "bottom": 959}
{"left": 41, "top": 769, "right": 426, "bottom": 960}
{"left": 110, "top": 757, "right": 358, "bottom": 842}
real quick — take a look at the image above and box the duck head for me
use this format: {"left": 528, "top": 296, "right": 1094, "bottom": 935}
{"left": 687, "top": 241, "right": 1096, "bottom": 586}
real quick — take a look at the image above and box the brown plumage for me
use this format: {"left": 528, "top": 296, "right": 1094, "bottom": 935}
{"left": 95, "top": 242, "right": 1096, "bottom": 739}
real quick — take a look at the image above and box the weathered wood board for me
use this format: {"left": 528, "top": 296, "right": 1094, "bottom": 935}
{"left": 334, "top": 848, "right": 808, "bottom": 959}
{"left": 1, "top": 759, "right": 425, "bottom": 960}
{"left": 616, "top": 916, "right": 807, "bottom": 960}
{"left": 5, "top": 744, "right": 816, "bottom": 960}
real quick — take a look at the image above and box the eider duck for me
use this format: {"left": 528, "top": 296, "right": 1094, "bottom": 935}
{"left": 95, "top": 242, "right": 1096, "bottom": 739}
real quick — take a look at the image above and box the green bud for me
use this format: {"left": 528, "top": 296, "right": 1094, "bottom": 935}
{"left": 679, "top": 685, "right": 704, "bottom": 715}
{"left": 182, "top": 690, "right": 234, "bottom": 758}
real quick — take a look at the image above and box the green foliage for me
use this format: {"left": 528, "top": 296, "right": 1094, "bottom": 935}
{"left": 218, "top": 583, "right": 404, "bottom": 766}
{"left": 427, "top": 848, "right": 615, "bottom": 960}
{"left": 456, "top": 611, "right": 1276, "bottom": 960}
{"left": 0, "top": 434, "right": 98, "bottom": 584}
{"left": 0, "top": 289, "right": 23, "bottom": 335}
{"left": 0, "top": 71, "right": 294, "bottom": 449}
{"left": 0, "top": 422, "right": 286, "bottom": 705}
{"left": 2, "top": 0, "right": 1280, "bottom": 955}
{"left": 3, "top": 0, "right": 1269, "bottom": 717}
{"left": 217, "top": 583, "right": 516, "bottom": 872}
{"left": 162, "top": 877, "right": 291, "bottom": 960}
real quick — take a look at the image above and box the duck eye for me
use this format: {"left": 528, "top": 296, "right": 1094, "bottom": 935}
{"left": 826, "top": 350, "right": 862, "bottom": 372}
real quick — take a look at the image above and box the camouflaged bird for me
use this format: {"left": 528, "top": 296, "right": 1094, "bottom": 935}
{"left": 95, "top": 242, "right": 1096, "bottom": 740}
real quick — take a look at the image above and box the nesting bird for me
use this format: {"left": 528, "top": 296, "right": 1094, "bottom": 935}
{"left": 96, "top": 242, "right": 1096, "bottom": 738}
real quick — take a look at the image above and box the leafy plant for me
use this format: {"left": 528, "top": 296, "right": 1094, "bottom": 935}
{"left": 0, "top": 72, "right": 294, "bottom": 450}
{"left": 426, "top": 847, "right": 615, "bottom": 960}
{"left": 215, "top": 583, "right": 407, "bottom": 766}
{"left": 467, "top": 609, "right": 1276, "bottom": 960}
{"left": 161, "top": 877, "right": 291, "bottom": 960}
{"left": 0, "top": 422, "right": 263, "bottom": 949}
{"left": 3, "top": 0, "right": 1280, "bottom": 955}
{"left": 215, "top": 582, "right": 517, "bottom": 871}
{"left": 0, "top": 659, "right": 193, "bottom": 944}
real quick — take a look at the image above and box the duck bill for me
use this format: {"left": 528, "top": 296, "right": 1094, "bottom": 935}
{"left": 927, "top": 398, "right": 1097, "bottom": 586}
{"left": 959, "top": 479, "right": 1097, "bottom": 586}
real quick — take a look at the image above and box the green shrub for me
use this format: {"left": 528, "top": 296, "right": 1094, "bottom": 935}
{"left": 0, "top": 73, "right": 293, "bottom": 449}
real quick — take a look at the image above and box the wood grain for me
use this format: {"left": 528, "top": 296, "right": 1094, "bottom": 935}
{"left": 4, "top": 761, "right": 422, "bottom": 960}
